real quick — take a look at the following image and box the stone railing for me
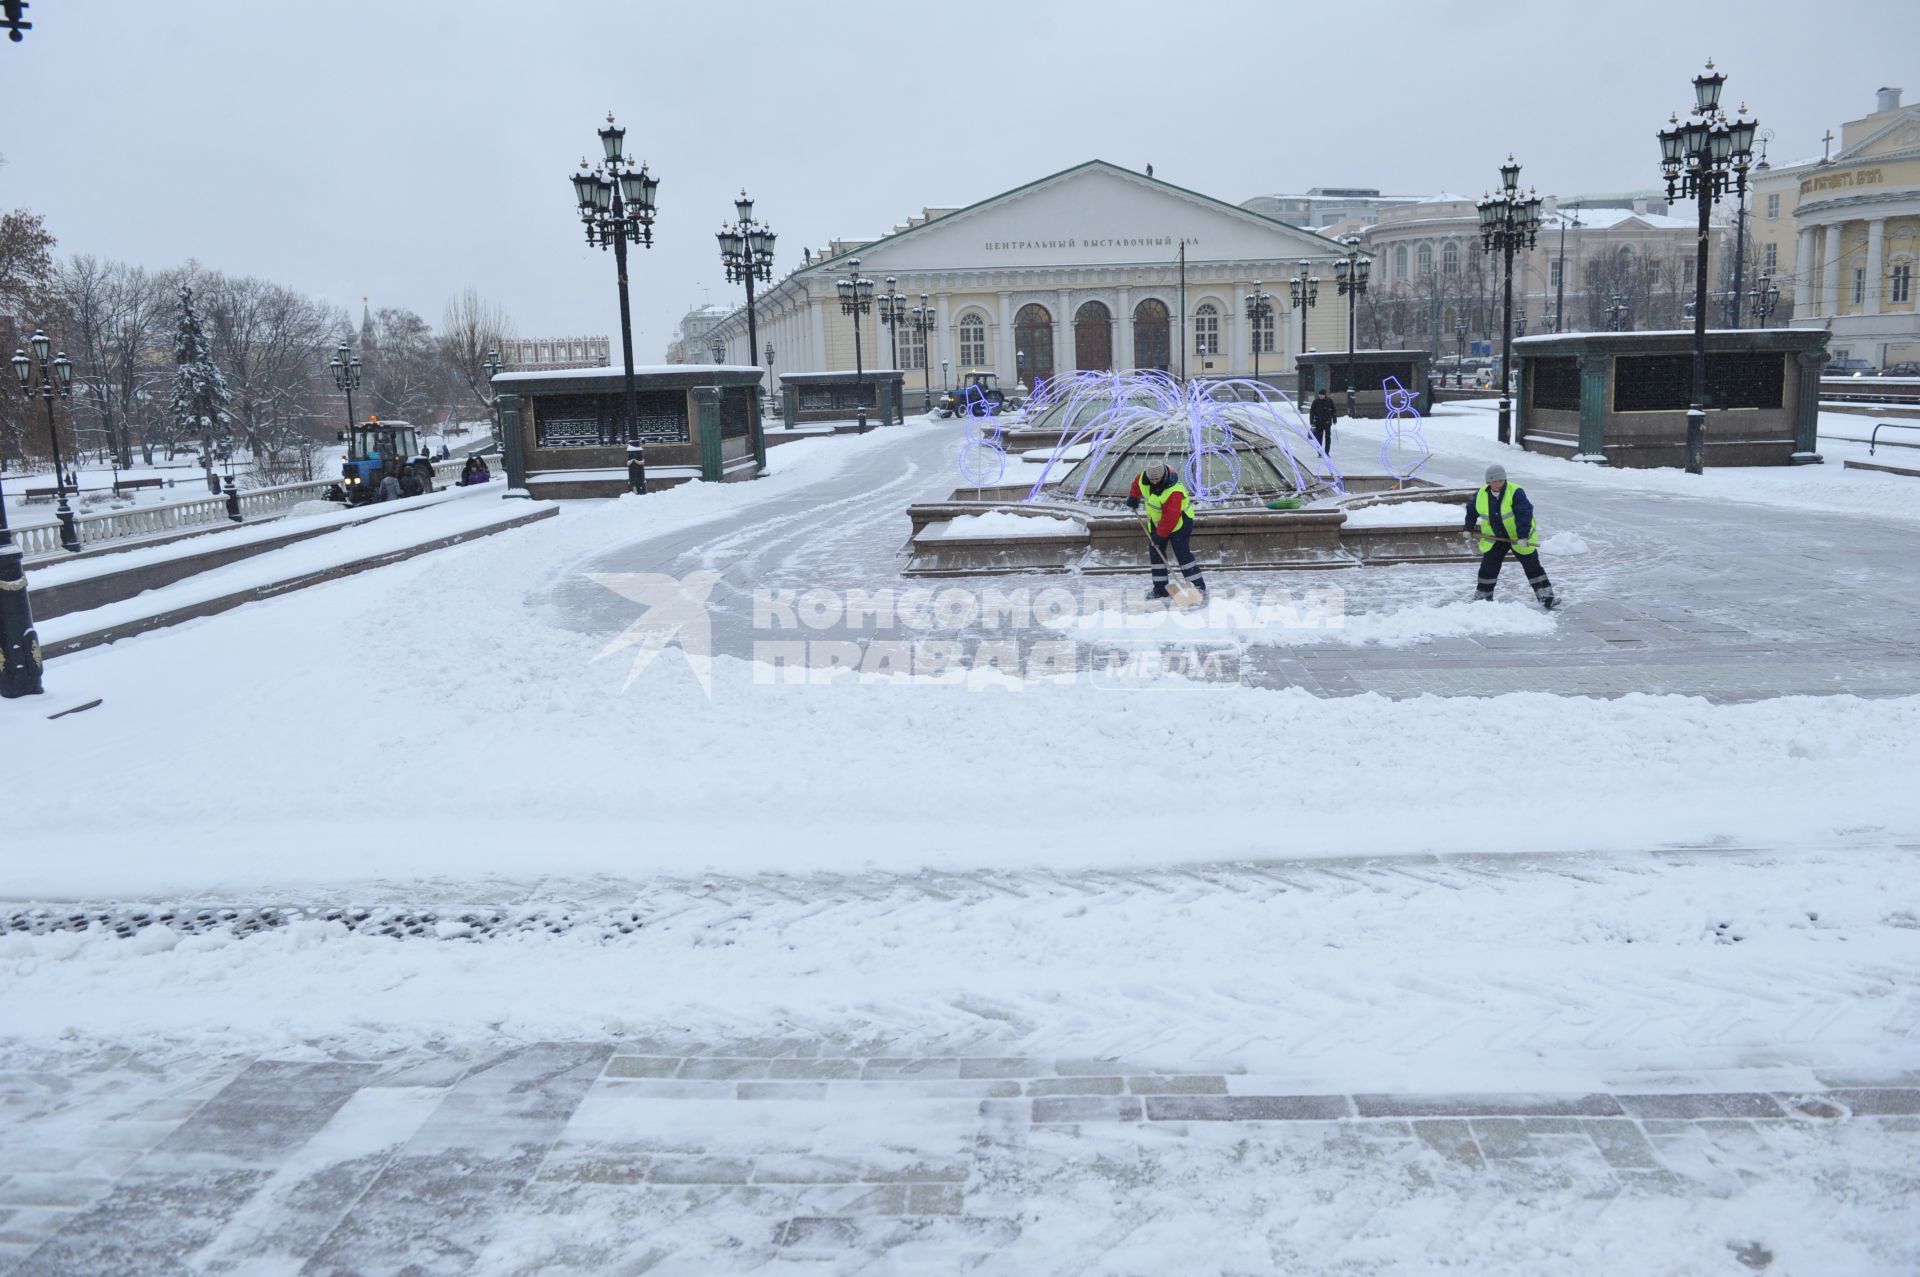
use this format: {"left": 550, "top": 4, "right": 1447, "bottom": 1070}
{"left": 11, "top": 479, "right": 333, "bottom": 557}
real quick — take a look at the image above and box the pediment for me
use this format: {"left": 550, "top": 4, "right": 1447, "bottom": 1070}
{"left": 813, "top": 161, "right": 1352, "bottom": 274}
{"left": 1839, "top": 112, "right": 1920, "bottom": 161}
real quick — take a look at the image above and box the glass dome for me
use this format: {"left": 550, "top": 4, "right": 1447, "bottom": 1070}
{"left": 1022, "top": 388, "right": 1156, "bottom": 436}
{"left": 1053, "top": 412, "right": 1326, "bottom": 504}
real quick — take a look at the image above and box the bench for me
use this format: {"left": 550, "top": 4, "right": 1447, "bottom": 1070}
{"left": 23, "top": 487, "right": 58, "bottom": 502}
{"left": 113, "top": 477, "right": 168, "bottom": 494}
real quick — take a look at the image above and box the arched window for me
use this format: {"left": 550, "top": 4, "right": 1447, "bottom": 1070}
{"left": 1250, "top": 301, "right": 1274, "bottom": 353}
{"left": 1132, "top": 298, "right": 1171, "bottom": 372}
{"left": 900, "top": 321, "right": 926, "bottom": 370}
{"left": 1394, "top": 245, "right": 1409, "bottom": 281}
{"left": 1443, "top": 241, "right": 1460, "bottom": 276}
{"left": 1193, "top": 302, "right": 1220, "bottom": 355}
{"left": 957, "top": 313, "right": 987, "bottom": 366}
{"left": 1074, "top": 301, "right": 1113, "bottom": 371}
{"left": 1417, "top": 243, "right": 1433, "bottom": 276}
{"left": 1014, "top": 303, "right": 1054, "bottom": 389}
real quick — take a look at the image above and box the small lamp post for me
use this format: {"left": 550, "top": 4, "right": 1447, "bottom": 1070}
{"left": 910, "top": 296, "right": 936, "bottom": 413}
{"left": 1453, "top": 319, "right": 1468, "bottom": 385}
{"left": 716, "top": 189, "right": 776, "bottom": 387}
{"left": 877, "top": 282, "right": 910, "bottom": 423}
{"left": 1750, "top": 273, "right": 1780, "bottom": 328}
{"left": 710, "top": 338, "right": 726, "bottom": 365}
{"left": 835, "top": 257, "right": 876, "bottom": 431}
{"left": 1287, "top": 260, "right": 1320, "bottom": 363}
{"left": 12, "top": 333, "right": 80, "bottom": 553}
{"left": 570, "top": 111, "right": 660, "bottom": 490}
{"left": 763, "top": 341, "right": 776, "bottom": 414}
{"left": 1659, "top": 60, "right": 1758, "bottom": 474}
{"left": 481, "top": 346, "right": 504, "bottom": 449}
{"left": 0, "top": 341, "right": 46, "bottom": 695}
{"left": 1477, "top": 156, "right": 1545, "bottom": 445}
{"left": 329, "top": 341, "right": 362, "bottom": 439}
{"left": 1332, "top": 237, "right": 1370, "bottom": 416}
{"left": 1606, "top": 294, "right": 1631, "bottom": 331}
{"left": 1243, "top": 282, "right": 1275, "bottom": 385}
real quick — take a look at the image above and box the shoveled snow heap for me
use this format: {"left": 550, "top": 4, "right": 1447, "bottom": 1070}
{"left": 1340, "top": 500, "right": 1466, "bottom": 527}
{"left": 928, "top": 510, "right": 1084, "bottom": 538}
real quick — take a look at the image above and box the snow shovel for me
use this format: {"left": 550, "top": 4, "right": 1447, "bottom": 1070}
{"left": 1144, "top": 521, "right": 1204, "bottom": 609}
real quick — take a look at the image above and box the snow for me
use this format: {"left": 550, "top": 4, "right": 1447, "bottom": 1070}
{"left": 1339, "top": 499, "right": 1464, "bottom": 527}
{"left": 926, "top": 510, "right": 1084, "bottom": 538}
{"left": 1543, "top": 530, "right": 1592, "bottom": 554}
{"left": 1049, "top": 596, "right": 1554, "bottom": 645}
{"left": 492, "top": 364, "right": 764, "bottom": 382}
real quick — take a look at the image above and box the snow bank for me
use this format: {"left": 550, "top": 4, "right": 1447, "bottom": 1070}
{"left": 1341, "top": 500, "right": 1464, "bottom": 527}
{"left": 928, "top": 510, "right": 1084, "bottom": 538}
{"left": 1048, "top": 597, "right": 1553, "bottom": 646}
{"left": 1544, "top": 530, "right": 1591, "bottom": 554}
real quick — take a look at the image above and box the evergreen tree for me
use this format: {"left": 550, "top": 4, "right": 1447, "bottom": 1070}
{"left": 168, "top": 284, "right": 232, "bottom": 490}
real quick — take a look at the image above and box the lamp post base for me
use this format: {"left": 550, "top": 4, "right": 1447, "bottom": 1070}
{"left": 1685, "top": 406, "right": 1706, "bottom": 475}
{"left": 54, "top": 500, "right": 81, "bottom": 554}
{"left": 0, "top": 546, "right": 44, "bottom": 698}
{"left": 1496, "top": 397, "right": 1513, "bottom": 446}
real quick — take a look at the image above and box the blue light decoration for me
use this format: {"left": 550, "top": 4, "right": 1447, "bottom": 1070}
{"left": 956, "top": 405, "right": 1008, "bottom": 487}
{"left": 1378, "top": 376, "right": 1432, "bottom": 481}
{"left": 998, "top": 370, "right": 1344, "bottom": 504}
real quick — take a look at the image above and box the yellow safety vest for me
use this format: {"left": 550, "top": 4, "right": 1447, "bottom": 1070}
{"left": 1473, "top": 484, "right": 1539, "bottom": 554}
{"left": 1141, "top": 476, "right": 1194, "bottom": 534}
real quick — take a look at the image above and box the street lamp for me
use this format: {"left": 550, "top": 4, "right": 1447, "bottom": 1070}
{"left": 1606, "top": 294, "right": 1631, "bottom": 331}
{"left": 1477, "top": 156, "right": 1544, "bottom": 445}
{"left": 835, "top": 256, "right": 876, "bottom": 431}
{"left": 1332, "top": 237, "right": 1370, "bottom": 417}
{"left": 1243, "top": 281, "right": 1275, "bottom": 385}
{"left": 12, "top": 332, "right": 80, "bottom": 553}
{"left": 717, "top": 188, "right": 776, "bottom": 390}
{"left": 329, "top": 341, "right": 362, "bottom": 438}
{"left": 0, "top": 340, "right": 47, "bottom": 695}
{"left": 1659, "top": 60, "right": 1757, "bottom": 474}
{"left": 1287, "top": 260, "right": 1319, "bottom": 363}
{"left": 763, "top": 341, "right": 776, "bottom": 414}
{"left": 481, "top": 346, "right": 503, "bottom": 447}
{"left": 911, "top": 295, "right": 937, "bottom": 413}
{"left": 877, "top": 280, "right": 910, "bottom": 423}
{"left": 709, "top": 338, "right": 726, "bottom": 365}
{"left": 1553, "top": 205, "right": 1581, "bottom": 333}
{"left": 1750, "top": 273, "right": 1780, "bottom": 328}
{"left": 570, "top": 111, "right": 659, "bottom": 492}
{"left": 1453, "top": 319, "right": 1468, "bottom": 384}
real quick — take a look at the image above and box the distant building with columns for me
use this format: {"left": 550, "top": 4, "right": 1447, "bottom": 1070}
{"left": 702, "top": 161, "right": 1364, "bottom": 394}
{"left": 1753, "top": 86, "right": 1919, "bottom": 367}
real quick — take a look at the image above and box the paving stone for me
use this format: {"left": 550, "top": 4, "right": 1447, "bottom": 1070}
{"left": 1355, "top": 1092, "right": 1624, "bottom": 1119}
{"left": 766, "top": 1058, "right": 863, "bottom": 1080}
{"left": 1052, "top": 1058, "right": 1126, "bottom": 1076}
{"left": 649, "top": 1156, "right": 753, "bottom": 1184}
{"left": 1469, "top": 1118, "right": 1538, "bottom": 1160}
{"left": 1616, "top": 1093, "right": 1786, "bottom": 1120}
{"left": 7, "top": 1169, "right": 270, "bottom": 1277}
{"left": 861, "top": 1058, "right": 962, "bottom": 1081}
{"left": 750, "top": 1155, "right": 868, "bottom": 1184}
{"left": 1411, "top": 1119, "right": 1484, "bottom": 1169}
{"left": 1031, "top": 1096, "right": 1143, "bottom": 1124}
{"left": 1144, "top": 1094, "right": 1351, "bottom": 1122}
{"left": 0, "top": 1174, "right": 115, "bottom": 1208}
{"left": 1026, "top": 1077, "right": 1123, "bottom": 1097}
{"left": 777, "top": 1214, "right": 1020, "bottom": 1252}
{"left": 1583, "top": 1119, "right": 1661, "bottom": 1170}
{"left": 957, "top": 1058, "right": 1047, "bottom": 1080}
{"left": 539, "top": 1153, "right": 652, "bottom": 1185}
{"left": 909, "top": 1183, "right": 966, "bottom": 1215}
{"left": 857, "top": 1158, "right": 972, "bottom": 1185}
{"left": 1522, "top": 1117, "right": 1588, "bottom": 1135}
{"left": 604, "top": 1056, "right": 680, "bottom": 1079}
{"left": 828, "top": 1079, "right": 1021, "bottom": 1101}
{"left": 140, "top": 1060, "right": 379, "bottom": 1171}
{"left": 1126, "top": 1075, "right": 1228, "bottom": 1095}
{"left": 679, "top": 1058, "right": 772, "bottom": 1081}
{"left": 599, "top": 1079, "right": 739, "bottom": 1099}
{"left": 1823, "top": 1088, "right": 1920, "bottom": 1116}
{"left": 737, "top": 1082, "right": 829, "bottom": 1101}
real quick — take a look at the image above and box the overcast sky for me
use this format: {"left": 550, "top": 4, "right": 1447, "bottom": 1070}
{"left": 2, "top": 0, "right": 1910, "bottom": 358}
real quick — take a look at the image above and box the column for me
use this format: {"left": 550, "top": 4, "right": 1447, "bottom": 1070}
{"left": 934, "top": 291, "right": 953, "bottom": 386}
{"left": 1793, "top": 226, "right": 1817, "bottom": 315}
{"left": 1114, "top": 287, "right": 1134, "bottom": 370}
{"left": 1819, "top": 225, "right": 1842, "bottom": 316}
{"left": 808, "top": 295, "right": 826, "bottom": 371}
{"left": 1055, "top": 288, "right": 1073, "bottom": 377}
{"left": 1864, "top": 219, "right": 1886, "bottom": 315}
{"left": 995, "top": 289, "right": 1014, "bottom": 382}
{"left": 1228, "top": 282, "right": 1244, "bottom": 375}
{"left": 1792, "top": 349, "right": 1825, "bottom": 463}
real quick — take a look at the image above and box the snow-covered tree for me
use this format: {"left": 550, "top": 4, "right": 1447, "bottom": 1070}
{"left": 168, "top": 284, "right": 232, "bottom": 490}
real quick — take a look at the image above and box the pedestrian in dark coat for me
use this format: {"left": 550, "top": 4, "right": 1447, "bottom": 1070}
{"left": 1308, "top": 389, "right": 1337, "bottom": 453}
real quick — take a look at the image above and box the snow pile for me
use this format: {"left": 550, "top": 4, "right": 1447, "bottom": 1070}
{"left": 1341, "top": 500, "right": 1465, "bottom": 528}
{"left": 928, "top": 511, "right": 1084, "bottom": 538}
{"left": 1048, "top": 597, "right": 1552, "bottom": 646}
{"left": 1544, "top": 530, "right": 1592, "bottom": 554}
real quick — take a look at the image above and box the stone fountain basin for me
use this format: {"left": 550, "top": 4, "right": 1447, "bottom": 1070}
{"left": 903, "top": 482, "right": 1479, "bottom": 577}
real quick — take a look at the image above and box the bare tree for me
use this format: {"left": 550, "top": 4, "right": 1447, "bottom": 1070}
{"left": 441, "top": 286, "right": 512, "bottom": 427}
{"left": 364, "top": 307, "right": 447, "bottom": 433}
{"left": 203, "top": 272, "right": 341, "bottom": 480}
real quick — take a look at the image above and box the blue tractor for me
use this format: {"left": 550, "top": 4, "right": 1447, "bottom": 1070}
{"left": 328, "top": 418, "right": 434, "bottom": 505}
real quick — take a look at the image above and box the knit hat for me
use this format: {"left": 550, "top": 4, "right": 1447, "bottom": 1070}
{"left": 1144, "top": 461, "right": 1171, "bottom": 485}
{"left": 1485, "top": 464, "right": 1507, "bottom": 483}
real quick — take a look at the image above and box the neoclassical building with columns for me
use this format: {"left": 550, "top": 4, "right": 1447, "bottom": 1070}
{"left": 704, "top": 161, "right": 1366, "bottom": 392}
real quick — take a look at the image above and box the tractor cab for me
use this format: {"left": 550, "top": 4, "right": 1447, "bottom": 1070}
{"left": 333, "top": 417, "right": 431, "bottom": 504}
{"left": 939, "top": 370, "right": 1010, "bottom": 418}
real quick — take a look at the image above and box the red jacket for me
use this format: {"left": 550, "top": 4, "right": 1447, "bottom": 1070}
{"left": 1128, "top": 475, "right": 1187, "bottom": 538}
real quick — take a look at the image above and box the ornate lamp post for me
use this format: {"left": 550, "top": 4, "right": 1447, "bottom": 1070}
{"left": 1660, "top": 61, "right": 1757, "bottom": 474}
{"left": 1552, "top": 205, "right": 1581, "bottom": 333}
{"left": 480, "top": 346, "right": 504, "bottom": 450}
{"left": 1750, "top": 273, "right": 1780, "bottom": 328}
{"left": 570, "top": 112, "right": 659, "bottom": 491}
{"left": 709, "top": 338, "right": 726, "bottom": 365}
{"left": 763, "top": 341, "right": 776, "bottom": 414}
{"left": 1477, "top": 156, "right": 1544, "bottom": 445}
{"left": 12, "top": 333, "right": 80, "bottom": 553}
{"left": 329, "top": 341, "right": 362, "bottom": 438}
{"left": 877, "top": 282, "right": 911, "bottom": 423}
{"left": 1606, "top": 294, "right": 1631, "bottom": 331}
{"left": 835, "top": 257, "right": 876, "bottom": 432}
{"left": 1332, "top": 237, "right": 1370, "bottom": 417}
{"left": 716, "top": 189, "right": 775, "bottom": 386}
{"left": 1453, "top": 319, "right": 1468, "bottom": 384}
{"left": 0, "top": 346, "right": 46, "bottom": 695}
{"left": 1243, "top": 281, "right": 1274, "bottom": 385}
{"left": 911, "top": 296, "right": 936, "bottom": 412}
{"left": 1287, "top": 260, "right": 1319, "bottom": 361}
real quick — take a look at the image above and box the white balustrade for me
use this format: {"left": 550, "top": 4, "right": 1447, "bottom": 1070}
{"left": 11, "top": 479, "right": 334, "bottom": 557}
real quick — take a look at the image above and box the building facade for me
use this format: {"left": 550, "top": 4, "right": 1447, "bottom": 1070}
{"left": 1755, "top": 87, "right": 1920, "bottom": 367}
{"left": 1239, "top": 187, "right": 1421, "bottom": 230}
{"left": 703, "top": 161, "right": 1367, "bottom": 394}
{"left": 664, "top": 305, "right": 735, "bottom": 364}
{"left": 496, "top": 336, "right": 610, "bottom": 372}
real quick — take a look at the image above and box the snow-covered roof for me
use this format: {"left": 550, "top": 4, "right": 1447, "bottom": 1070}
{"left": 1544, "top": 207, "right": 1695, "bottom": 231}
{"left": 1417, "top": 191, "right": 1472, "bottom": 204}
{"left": 494, "top": 365, "right": 763, "bottom": 383}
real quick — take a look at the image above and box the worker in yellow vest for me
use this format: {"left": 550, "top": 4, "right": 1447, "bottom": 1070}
{"left": 1127, "top": 461, "right": 1207, "bottom": 603}
{"left": 1464, "top": 464, "right": 1557, "bottom": 609}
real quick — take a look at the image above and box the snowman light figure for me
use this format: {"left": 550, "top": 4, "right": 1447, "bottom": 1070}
{"left": 1379, "top": 375, "right": 1432, "bottom": 483}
